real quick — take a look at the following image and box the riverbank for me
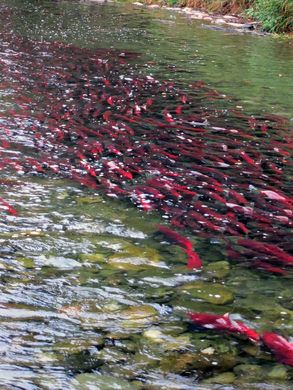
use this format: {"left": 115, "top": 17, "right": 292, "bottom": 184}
{"left": 131, "top": 0, "right": 292, "bottom": 34}
{"left": 133, "top": 1, "right": 260, "bottom": 33}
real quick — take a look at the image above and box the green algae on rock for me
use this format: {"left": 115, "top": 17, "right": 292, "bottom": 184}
{"left": 107, "top": 254, "right": 166, "bottom": 271}
{"left": 179, "top": 281, "right": 234, "bottom": 304}
{"left": 203, "top": 371, "right": 236, "bottom": 384}
{"left": 72, "top": 373, "right": 142, "bottom": 390}
{"left": 143, "top": 327, "right": 192, "bottom": 351}
{"left": 204, "top": 261, "right": 230, "bottom": 279}
{"left": 120, "top": 305, "right": 159, "bottom": 329}
{"left": 159, "top": 348, "right": 237, "bottom": 373}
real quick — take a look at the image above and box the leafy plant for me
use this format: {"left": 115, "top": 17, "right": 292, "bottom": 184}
{"left": 247, "top": 0, "right": 293, "bottom": 33}
{"left": 148, "top": 0, "right": 292, "bottom": 33}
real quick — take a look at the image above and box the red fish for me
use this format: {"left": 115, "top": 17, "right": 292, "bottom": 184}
{"left": 134, "top": 186, "right": 165, "bottom": 200}
{"left": 1, "top": 140, "right": 10, "bottom": 149}
{"left": 180, "top": 95, "right": 188, "bottom": 104}
{"left": 188, "top": 312, "right": 260, "bottom": 342}
{"left": 106, "top": 96, "right": 115, "bottom": 107}
{"left": 240, "top": 151, "right": 256, "bottom": 166}
{"left": 186, "top": 249, "right": 202, "bottom": 269}
{"left": 254, "top": 261, "right": 288, "bottom": 275}
{"left": 228, "top": 189, "right": 248, "bottom": 205}
{"left": 157, "top": 225, "right": 193, "bottom": 251}
{"left": 238, "top": 239, "right": 293, "bottom": 266}
{"left": 188, "top": 210, "right": 222, "bottom": 233}
{"left": 131, "top": 190, "right": 154, "bottom": 211}
{"left": 262, "top": 332, "right": 293, "bottom": 366}
{"left": 79, "top": 160, "right": 96, "bottom": 177}
{"left": 156, "top": 225, "right": 202, "bottom": 269}
{"left": 0, "top": 197, "right": 18, "bottom": 216}
{"left": 260, "top": 190, "right": 292, "bottom": 207}
{"left": 70, "top": 172, "right": 98, "bottom": 189}
{"left": 163, "top": 111, "right": 174, "bottom": 123}
{"left": 103, "top": 111, "right": 111, "bottom": 121}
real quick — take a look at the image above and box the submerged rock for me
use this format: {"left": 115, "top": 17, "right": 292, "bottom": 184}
{"left": 204, "top": 261, "right": 230, "bottom": 279}
{"left": 179, "top": 281, "right": 234, "bottom": 304}
{"left": 143, "top": 327, "right": 191, "bottom": 351}
{"left": 156, "top": 333, "right": 238, "bottom": 373}
{"left": 234, "top": 364, "right": 263, "bottom": 382}
{"left": 203, "top": 371, "right": 236, "bottom": 384}
{"left": 17, "top": 256, "right": 35, "bottom": 269}
{"left": 121, "top": 244, "right": 161, "bottom": 262}
{"left": 120, "top": 305, "right": 159, "bottom": 329}
{"left": 72, "top": 373, "right": 141, "bottom": 389}
{"left": 79, "top": 252, "right": 105, "bottom": 263}
{"left": 234, "top": 362, "right": 291, "bottom": 384}
{"left": 144, "top": 286, "right": 174, "bottom": 303}
{"left": 77, "top": 196, "right": 103, "bottom": 204}
{"left": 104, "top": 242, "right": 164, "bottom": 271}
{"left": 160, "top": 348, "right": 237, "bottom": 373}
{"left": 107, "top": 255, "right": 162, "bottom": 271}
{"left": 60, "top": 349, "right": 104, "bottom": 373}
{"left": 38, "top": 255, "right": 81, "bottom": 270}
{"left": 53, "top": 337, "right": 105, "bottom": 355}
{"left": 266, "top": 364, "right": 290, "bottom": 381}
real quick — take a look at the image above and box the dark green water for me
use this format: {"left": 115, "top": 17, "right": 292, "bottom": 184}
{"left": 0, "top": 1, "right": 292, "bottom": 389}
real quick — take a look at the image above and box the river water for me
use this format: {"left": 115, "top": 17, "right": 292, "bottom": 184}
{"left": 0, "top": 1, "right": 292, "bottom": 389}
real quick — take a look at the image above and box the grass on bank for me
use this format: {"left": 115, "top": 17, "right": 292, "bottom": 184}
{"left": 144, "top": 0, "right": 293, "bottom": 33}
{"left": 247, "top": 0, "right": 293, "bottom": 33}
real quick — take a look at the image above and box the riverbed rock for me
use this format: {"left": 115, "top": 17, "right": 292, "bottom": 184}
{"left": 170, "top": 296, "right": 230, "bottom": 315}
{"left": 203, "top": 371, "right": 236, "bottom": 384}
{"left": 80, "top": 252, "right": 105, "bottom": 263}
{"left": 161, "top": 322, "right": 187, "bottom": 336}
{"left": 120, "top": 305, "right": 159, "bottom": 329}
{"left": 179, "top": 281, "right": 234, "bottom": 304}
{"left": 158, "top": 334, "right": 238, "bottom": 373}
{"left": 120, "top": 244, "right": 161, "bottom": 261}
{"left": 52, "top": 337, "right": 105, "bottom": 355}
{"left": 72, "top": 373, "right": 141, "bottom": 390}
{"left": 234, "top": 364, "right": 263, "bottom": 382}
{"left": 77, "top": 196, "right": 103, "bottom": 204}
{"left": 160, "top": 348, "right": 237, "bottom": 373}
{"left": 105, "top": 243, "right": 163, "bottom": 271}
{"left": 17, "top": 256, "right": 35, "bottom": 268}
{"left": 204, "top": 261, "right": 230, "bottom": 279}
{"left": 143, "top": 327, "right": 191, "bottom": 351}
{"left": 265, "top": 364, "right": 290, "bottom": 381}
{"left": 144, "top": 286, "right": 174, "bottom": 302}
{"left": 39, "top": 255, "right": 81, "bottom": 270}
{"left": 107, "top": 253, "right": 165, "bottom": 271}
{"left": 107, "top": 256, "right": 149, "bottom": 271}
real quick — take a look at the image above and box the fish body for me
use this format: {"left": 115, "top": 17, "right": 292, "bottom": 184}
{"left": 188, "top": 312, "right": 260, "bottom": 342}
{"left": 157, "top": 225, "right": 193, "bottom": 251}
{"left": 262, "top": 332, "right": 293, "bottom": 366}
{"left": 186, "top": 249, "right": 202, "bottom": 269}
{"left": 238, "top": 239, "right": 293, "bottom": 266}
{"left": 156, "top": 225, "right": 202, "bottom": 269}
{"left": 0, "top": 197, "right": 17, "bottom": 216}
{"left": 254, "top": 261, "right": 288, "bottom": 275}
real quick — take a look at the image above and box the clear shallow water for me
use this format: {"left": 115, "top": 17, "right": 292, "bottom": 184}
{"left": 0, "top": 0, "right": 292, "bottom": 389}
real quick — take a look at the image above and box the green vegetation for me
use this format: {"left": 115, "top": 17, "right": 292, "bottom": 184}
{"left": 247, "top": 0, "right": 293, "bottom": 33}
{"left": 145, "top": 0, "right": 293, "bottom": 33}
